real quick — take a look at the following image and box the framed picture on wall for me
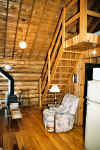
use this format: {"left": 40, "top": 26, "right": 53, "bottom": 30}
{"left": 73, "top": 74, "right": 78, "bottom": 83}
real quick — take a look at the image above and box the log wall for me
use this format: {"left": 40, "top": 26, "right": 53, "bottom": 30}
{"left": 0, "top": 59, "right": 44, "bottom": 107}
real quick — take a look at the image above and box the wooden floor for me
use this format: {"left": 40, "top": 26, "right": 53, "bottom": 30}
{"left": 0, "top": 108, "right": 85, "bottom": 150}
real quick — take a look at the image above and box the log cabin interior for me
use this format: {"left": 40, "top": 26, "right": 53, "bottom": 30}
{"left": 0, "top": 0, "right": 100, "bottom": 149}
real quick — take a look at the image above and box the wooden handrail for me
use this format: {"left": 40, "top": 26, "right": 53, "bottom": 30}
{"left": 42, "top": 31, "right": 62, "bottom": 93}
{"left": 49, "top": 14, "right": 62, "bottom": 55}
{"left": 41, "top": 10, "right": 63, "bottom": 95}
{"left": 62, "top": 7, "right": 66, "bottom": 50}
{"left": 39, "top": 78, "right": 42, "bottom": 108}
{"left": 65, "top": 13, "right": 80, "bottom": 27}
{"left": 42, "top": 45, "right": 63, "bottom": 97}
{"left": 50, "top": 31, "right": 62, "bottom": 67}
{"left": 48, "top": 51, "right": 50, "bottom": 83}
{"left": 41, "top": 62, "right": 47, "bottom": 81}
{"left": 41, "top": 70, "right": 48, "bottom": 92}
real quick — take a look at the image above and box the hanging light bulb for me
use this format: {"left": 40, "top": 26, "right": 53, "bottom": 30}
{"left": 19, "top": 41, "right": 27, "bottom": 49}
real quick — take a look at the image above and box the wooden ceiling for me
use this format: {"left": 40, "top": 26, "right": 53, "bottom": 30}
{"left": 0, "top": 0, "right": 99, "bottom": 60}
{"left": 0, "top": 0, "right": 68, "bottom": 61}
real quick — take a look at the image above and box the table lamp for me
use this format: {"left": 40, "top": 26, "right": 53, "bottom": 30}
{"left": 49, "top": 85, "right": 60, "bottom": 104}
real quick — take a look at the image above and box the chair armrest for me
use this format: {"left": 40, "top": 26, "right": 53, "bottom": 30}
{"left": 55, "top": 111, "right": 75, "bottom": 133}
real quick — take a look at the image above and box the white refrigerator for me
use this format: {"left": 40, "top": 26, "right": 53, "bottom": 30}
{"left": 85, "top": 80, "right": 100, "bottom": 150}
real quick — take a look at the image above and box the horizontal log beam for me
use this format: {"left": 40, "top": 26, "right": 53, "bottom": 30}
{"left": 60, "top": 58, "right": 79, "bottom": 61}
{"left": 55, "top": 72, "right": 72, "bottom": 74}
{"left": 0, "top": 59, "right": 44, "bottom": 65}
{"left": 87, "top": 10, "right": 100, "bottom": 18}
{"left": 63, "top": 50, "right": 81, "bottom": 54}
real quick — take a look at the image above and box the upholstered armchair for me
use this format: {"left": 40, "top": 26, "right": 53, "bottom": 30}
{"left": 43, "top": 94, "right": 79, "bottom": 133}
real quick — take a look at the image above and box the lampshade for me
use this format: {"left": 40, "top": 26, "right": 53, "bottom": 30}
{"left": 49, "top": 85, "right": 60, "bottom": 93}
{"left": 19, "top": 41, "right": 27, "bottom": 49}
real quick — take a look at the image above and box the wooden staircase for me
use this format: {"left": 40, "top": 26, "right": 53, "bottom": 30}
{"left": 40, "top": 0, "right": 100, "bottom": 107}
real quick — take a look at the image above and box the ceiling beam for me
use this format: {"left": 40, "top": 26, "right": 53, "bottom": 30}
{"left": 4, "top": 0, "right": 9, "bottom": 57}
{"left": 12, "top": 0, "right": 22, "bottom": 58}
{"left": 24, "top": 0, "right": 35, "bottom": 41}
{"left": 21, "top": 0, "right": 35, "bottom": 58}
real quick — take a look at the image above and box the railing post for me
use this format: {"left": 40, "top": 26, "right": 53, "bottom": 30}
{"left": 48, "top": 50, "right": 51, "bottom": 84}
{"left": 39, "top": 77, "right": 42, "bottom": 109}
{"left": 62, "top": 7, "right": 66, "bottom": 50}
{"left": 80, "top": 0, "right": 87, "bottom": 34}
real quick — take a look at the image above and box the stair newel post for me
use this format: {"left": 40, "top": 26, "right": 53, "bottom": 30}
{"left": 62, "top": 7, "right": 66, "bottom": 51}
{"left": 80, "top": 0, "right": 87, "bottom": 35}
{"left": 39, "top": 77, "right": 42, "bottom": 109}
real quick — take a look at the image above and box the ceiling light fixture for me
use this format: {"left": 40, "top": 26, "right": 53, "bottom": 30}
{"left": 19, "top": 41, "right": 27, "bottom": 49}
{"left": 5, "top": 65, "right": 12, "bottom": 70}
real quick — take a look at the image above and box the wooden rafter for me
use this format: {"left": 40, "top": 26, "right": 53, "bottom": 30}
{"left": 12, "top": 0, "right": 22, "bottom": 58}
{"left": 4, "top": 0, "right": 9, "bottom": 57}
{"left": 21, "top": 0, "right": 35, "bottom": 58}
{"left": 24, "top": 0, "right": 35, "bottom": 41}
